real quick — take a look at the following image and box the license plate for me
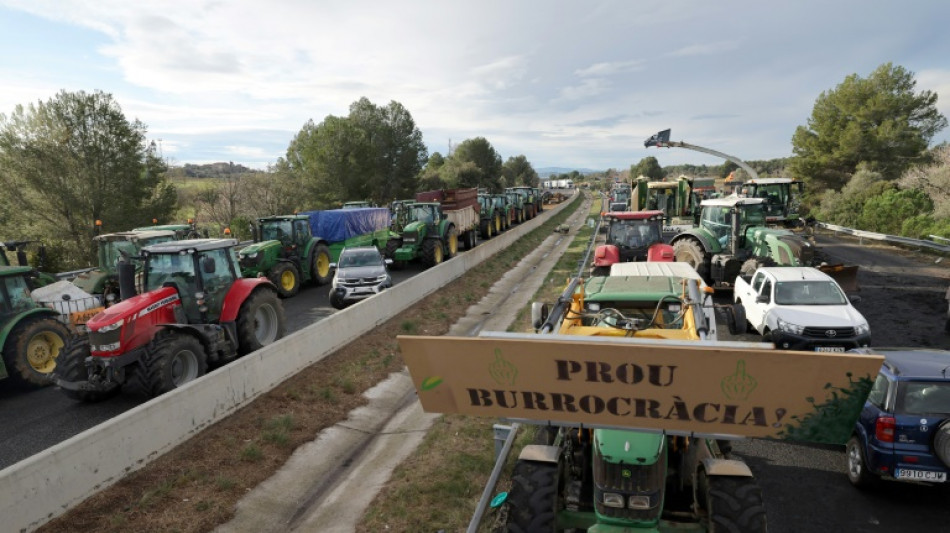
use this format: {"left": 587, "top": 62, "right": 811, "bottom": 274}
{"left": 896, "top": 469, "right": 947, "bottom": 482}
{"left": 353, "top": 288, "right": 373, "bottom": 294}
{"left": 815, "top": 346, "right": 845, "bottom": 352}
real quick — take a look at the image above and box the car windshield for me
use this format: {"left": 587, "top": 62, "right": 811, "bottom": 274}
{"left": 774, "top": 281, "right": 846, "bottom": 305}
{"left": 338, "top": 250, "right": 383, "bottom": 268}
{"left": 897, "top": 382, "right": 950, "bottom": 415}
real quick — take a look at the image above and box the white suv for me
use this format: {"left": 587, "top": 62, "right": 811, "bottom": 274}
{"left": 329, "top": 246, "right": 392, "bottom": 309}
{"left": 734, "top": 266, "right": 870, "bottom": 352}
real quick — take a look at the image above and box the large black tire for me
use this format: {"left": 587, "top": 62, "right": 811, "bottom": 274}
{"left": 269, "top": 262, "right": 300, "bottom": 298}
{"left": 422, "top": 238, "right": 444, "bottom": 268}
{"left": 384, "top": 238, "right": 401, "bottom": 259}
{"left": 700, "top": 473, "right": 768, "bottom": 532}
{"left": 125, "top": 330, "right": 208, "bottom": 398}
{"left": 727, "top": 303, "right": 747, "bottom": 336}
{"left": 236, "top": 288, "right": 286, "bottom": 355}
{"left": 2, "top": 316, "right": 69, "bottom": 387}
{"left": 740, "top": 257, "right": 776, "bottom": 279}
{"left": 505, "top": 460, "right": 558, "bottom": 533}
{"left": 311, "top": 243, "right": 333, "bottom": 285}
{"left": 446, "top": 225, "right": 459, "bottom": 258}
{"left": 846, "top": 436, "right": 880, "bottom": 489}
{"left": 936, "top": 421, "right": 950, "bottom": 468}
{"left": 329, "top": 289, "right": 347, "bottom": 310}
{"left": 673, "top": 238, "right": 710, "bottom": 281}
{"left": 480, "top": 219, "right": 493, "bottom": 240}
{"left": 53, "top": 337, "right": 120, "bottom": 402}
{"left": 494, "top": 213, "right": 502, "bottom": 234}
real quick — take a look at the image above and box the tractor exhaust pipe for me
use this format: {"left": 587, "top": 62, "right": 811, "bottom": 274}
{"left": 117, "top": 260, "right": 137, "bottom": 300}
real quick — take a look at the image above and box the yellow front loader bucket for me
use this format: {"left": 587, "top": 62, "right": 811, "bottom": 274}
{"left": 819, "top": 264, "right": 860, "bottom": 293}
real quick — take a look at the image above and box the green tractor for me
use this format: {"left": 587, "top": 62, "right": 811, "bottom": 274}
{"left": 506, "top": 186, "right": 539, "bottom": 219}
{"left": 390, "top": 203, "right": 470, "bottom": 268}
{"left": 73, "top": 230, "right": 179, "bottom": 306}
{"left": 504, "top": 270, "right": 766, "bottom": 532}
{"left": 670, "top": 196, "right": 816, "bottom": 288}
{"left": 492, "top": 194, "right": 516, "bottom": 230}
{"left": 239, "top": 210, "right": 395, "bottom": 298}
{"left": 505, "top": 191, "right": 527, "bottom": 225}
{"left": 0, "top": 265, "right": 71, "bottom": 387}
{"left": 238, "top": 215, "right": 331, "bottom": 298}
{"left": 478, "top": 193, "right": 503, "bottom": 239}
{"left": 738, "top": 178, "right": 805, "bottom": 228}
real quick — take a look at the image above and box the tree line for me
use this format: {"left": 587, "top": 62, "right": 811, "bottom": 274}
{"left": 0, "top": 93, "right": 539, "bottom": 270}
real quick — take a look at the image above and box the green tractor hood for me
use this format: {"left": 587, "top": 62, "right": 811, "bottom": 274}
{"left": 72, "top": 269, "right": 111, "bottom": 294}
{"left": 239, "top": 239, "right": 281, "bottom": 257}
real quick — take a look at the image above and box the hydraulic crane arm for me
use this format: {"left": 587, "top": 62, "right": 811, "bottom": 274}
{"left": 644, "top": 129, "right": 760, "bottom": 181}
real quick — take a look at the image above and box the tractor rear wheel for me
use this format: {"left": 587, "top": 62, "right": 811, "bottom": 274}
{"left": 446, "top": 226, "right": 459, "bottom": 258}
{"left": 494, "top": 213, "right": 502, "bottom": 234}
{"left": 673, "top": 239, "right": 710, "bottom": 281}
{"left": 505, "top": 460, "right": 558, "bottom": 533}
{"left": 467, "top": 229, "right": 478, "bottom": 249}
{"left": 480, "top": 219, "right": 492, "bottom": 240}
{"left": 700, "top": 473, "right": 767, "bottom": 532}
{"left": 2, "top": 316, "right": 69, "bottom": 387}
{"left": 127, "top": 330, "right": 208, "bottom": 398}
{"left": 53, "top": 337, "right": 120, "bottom": 402}
{"left": 311, "top": 244, "right": 333, "bottom": 285}
{"left": 236, "top": 288, "right": 286, "bottom": 355}
{"left": 270, "top": 262, "right": 300, "bottom": 298}
{"left": 422, "top": 238, "right": 443, "bottom": 268}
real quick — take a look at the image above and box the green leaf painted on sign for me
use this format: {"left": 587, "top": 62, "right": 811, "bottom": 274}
{"left": 421, "top": 376, "right": 444, "bottom": 391}
{"left": 489, "top": 348, "right": 518, "bottom": 386}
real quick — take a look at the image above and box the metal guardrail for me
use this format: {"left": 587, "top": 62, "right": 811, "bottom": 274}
{"left": 816, "top": 222, "right": 950, "bottom": 253}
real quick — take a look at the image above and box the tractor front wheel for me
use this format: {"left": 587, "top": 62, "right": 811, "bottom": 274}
{"left": 505, "top": 460, "right": 558, "bottom": 533}
{"left": 480, "top": 219, "right": 492, "bottom": 240}
{"left": 700, "top": 472, "right": 768, "bottom": 532}
{"left": 53, "top": 337, "right": 120, "bottom": 402}
{"left": 127, "top": 330, "right": 208, "bottom": 398}
{"left": 673, "top": 239, "right": 710, "bottom": 281}
{"left": 270, "top": 262, "right": 300, "bottom": 298}
{"left": 2, "top": 317, "right": 69, "bottom": 387}
{"left": 311, "top": 244, "right": 333, "bottom": 285}
{"left": 422, "top": 238, "right": 443, "bottom": 268}
{"left": 236, "top": 288, "right": 286, "bottom": 355}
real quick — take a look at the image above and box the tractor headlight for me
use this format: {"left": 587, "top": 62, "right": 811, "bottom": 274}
{"left": 602, "top": 492, "right": 625, "bottom": 509}
{"left": 98, "top": 320, "right": 123, "bottom": 333}
{"left": 855, "top": 322, "right": 870, "bottom": 335}
{"left": 628, "top": 495, "right": 652, "bottom": 510}
{"left": 776, "top": 317, "right": 804, "bottom": 335}
{"left": 244, "top": 252, "right": 258, "bottom": 259}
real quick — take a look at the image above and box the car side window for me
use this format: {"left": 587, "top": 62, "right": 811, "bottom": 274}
{"left": 867, "top": 374, "right": 889, "bottom": 408}
{"left": 751, "top": 272, "right": 765, "bottom": 292}
{"left": 760, "top": 280, "right": 772, "bottom": 299}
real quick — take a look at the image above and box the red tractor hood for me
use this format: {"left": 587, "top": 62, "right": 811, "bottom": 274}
{"left": 87, "top": 286, "right": 180, "bottom": 331}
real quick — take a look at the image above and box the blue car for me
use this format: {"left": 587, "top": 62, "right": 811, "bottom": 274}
{"left": 847, "top": 348, "right": 950, "bottom": 488}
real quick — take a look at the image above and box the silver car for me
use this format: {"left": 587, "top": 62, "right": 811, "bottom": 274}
{"left": 329, "top": 246, "right": 393, "bottom": 309}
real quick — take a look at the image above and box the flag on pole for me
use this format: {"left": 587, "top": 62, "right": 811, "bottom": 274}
{"left": 644, "top": 128, "right": 671, "bottom": 147}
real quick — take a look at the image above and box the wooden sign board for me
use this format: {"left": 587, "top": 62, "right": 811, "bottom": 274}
{"left": 398, "top": 334, "right": 884, "bottom": 444}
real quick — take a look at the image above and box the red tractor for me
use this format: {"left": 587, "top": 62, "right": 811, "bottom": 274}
{"left": 54, "top": 239, "right": 286, "bottom": 401}
{"left": 591, "top": 210, "right": 673, "bottom": 275}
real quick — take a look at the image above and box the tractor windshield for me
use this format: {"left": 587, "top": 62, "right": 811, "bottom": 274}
{"left": 492, "top": 196, "right": 507, "bottom": 209}
{"left": 738, "top": 203, "right": 767, "bottom": 229}
{"left": 261, "top": 220, "right": 293, "bottom": 244}
{"left": 409, "top": 205, "right": 435, "bottom": 224}
{"left": 608, "top": 220, "right": 661, "bottom": 250}
{"left": 748, "top": 184, "right": 789, "bottom": 218}
{"left": 145, "top": 252, "right": 197, "bottom": 294}
{"left": 1, "top": 274, "right": 33, "bottom": 314}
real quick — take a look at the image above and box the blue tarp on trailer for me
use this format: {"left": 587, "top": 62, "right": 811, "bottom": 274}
{"left": 299, "top": 208, "right": 390, "bottom": 242}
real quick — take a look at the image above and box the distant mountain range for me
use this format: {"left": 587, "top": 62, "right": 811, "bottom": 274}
{"left": 536, "top": 167, "right": 598, "bottom": 177}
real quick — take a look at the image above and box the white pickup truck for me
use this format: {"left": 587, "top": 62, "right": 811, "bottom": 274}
{"left": 734, "top": 266, "right": 871, "bottom": 352}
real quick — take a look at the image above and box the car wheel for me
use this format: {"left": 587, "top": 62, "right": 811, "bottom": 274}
{"left": 935, "top": 421, "right": 950, "bottom": 468}
{"left": 846, "top": 436, "right": 879, "bottom": 489}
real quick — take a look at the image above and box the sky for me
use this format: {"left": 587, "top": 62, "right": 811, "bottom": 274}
{"left": 1, "top": 0, "right": 948, "bottom": 173}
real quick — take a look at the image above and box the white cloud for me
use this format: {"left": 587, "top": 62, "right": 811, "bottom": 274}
{"left": 667, "top": 40, "right": 741, "bottom": 57}
{"left": 574, "top": 60, "right": 645, "bottom": 78}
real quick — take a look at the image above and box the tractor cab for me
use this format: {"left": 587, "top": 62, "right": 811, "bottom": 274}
{"left": 406, "top": 203, "right": 441, "bottom": 226}
{"left": 739, "top": 178, "right": 804, "bottom": 226}
{"left": 592, "top": 211, "right": 672, "bottom": 274}
{"left": 74, "top": 230, "right": 177, "bottom": 304}
{"left": 142, "top": 239, "right": 241, "bottom": 323}
{"left": 257, "top": 216, "right": 311, "bottom": 251}
{"left": 698, "top": 197, "right": 768, "bottom": 253}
